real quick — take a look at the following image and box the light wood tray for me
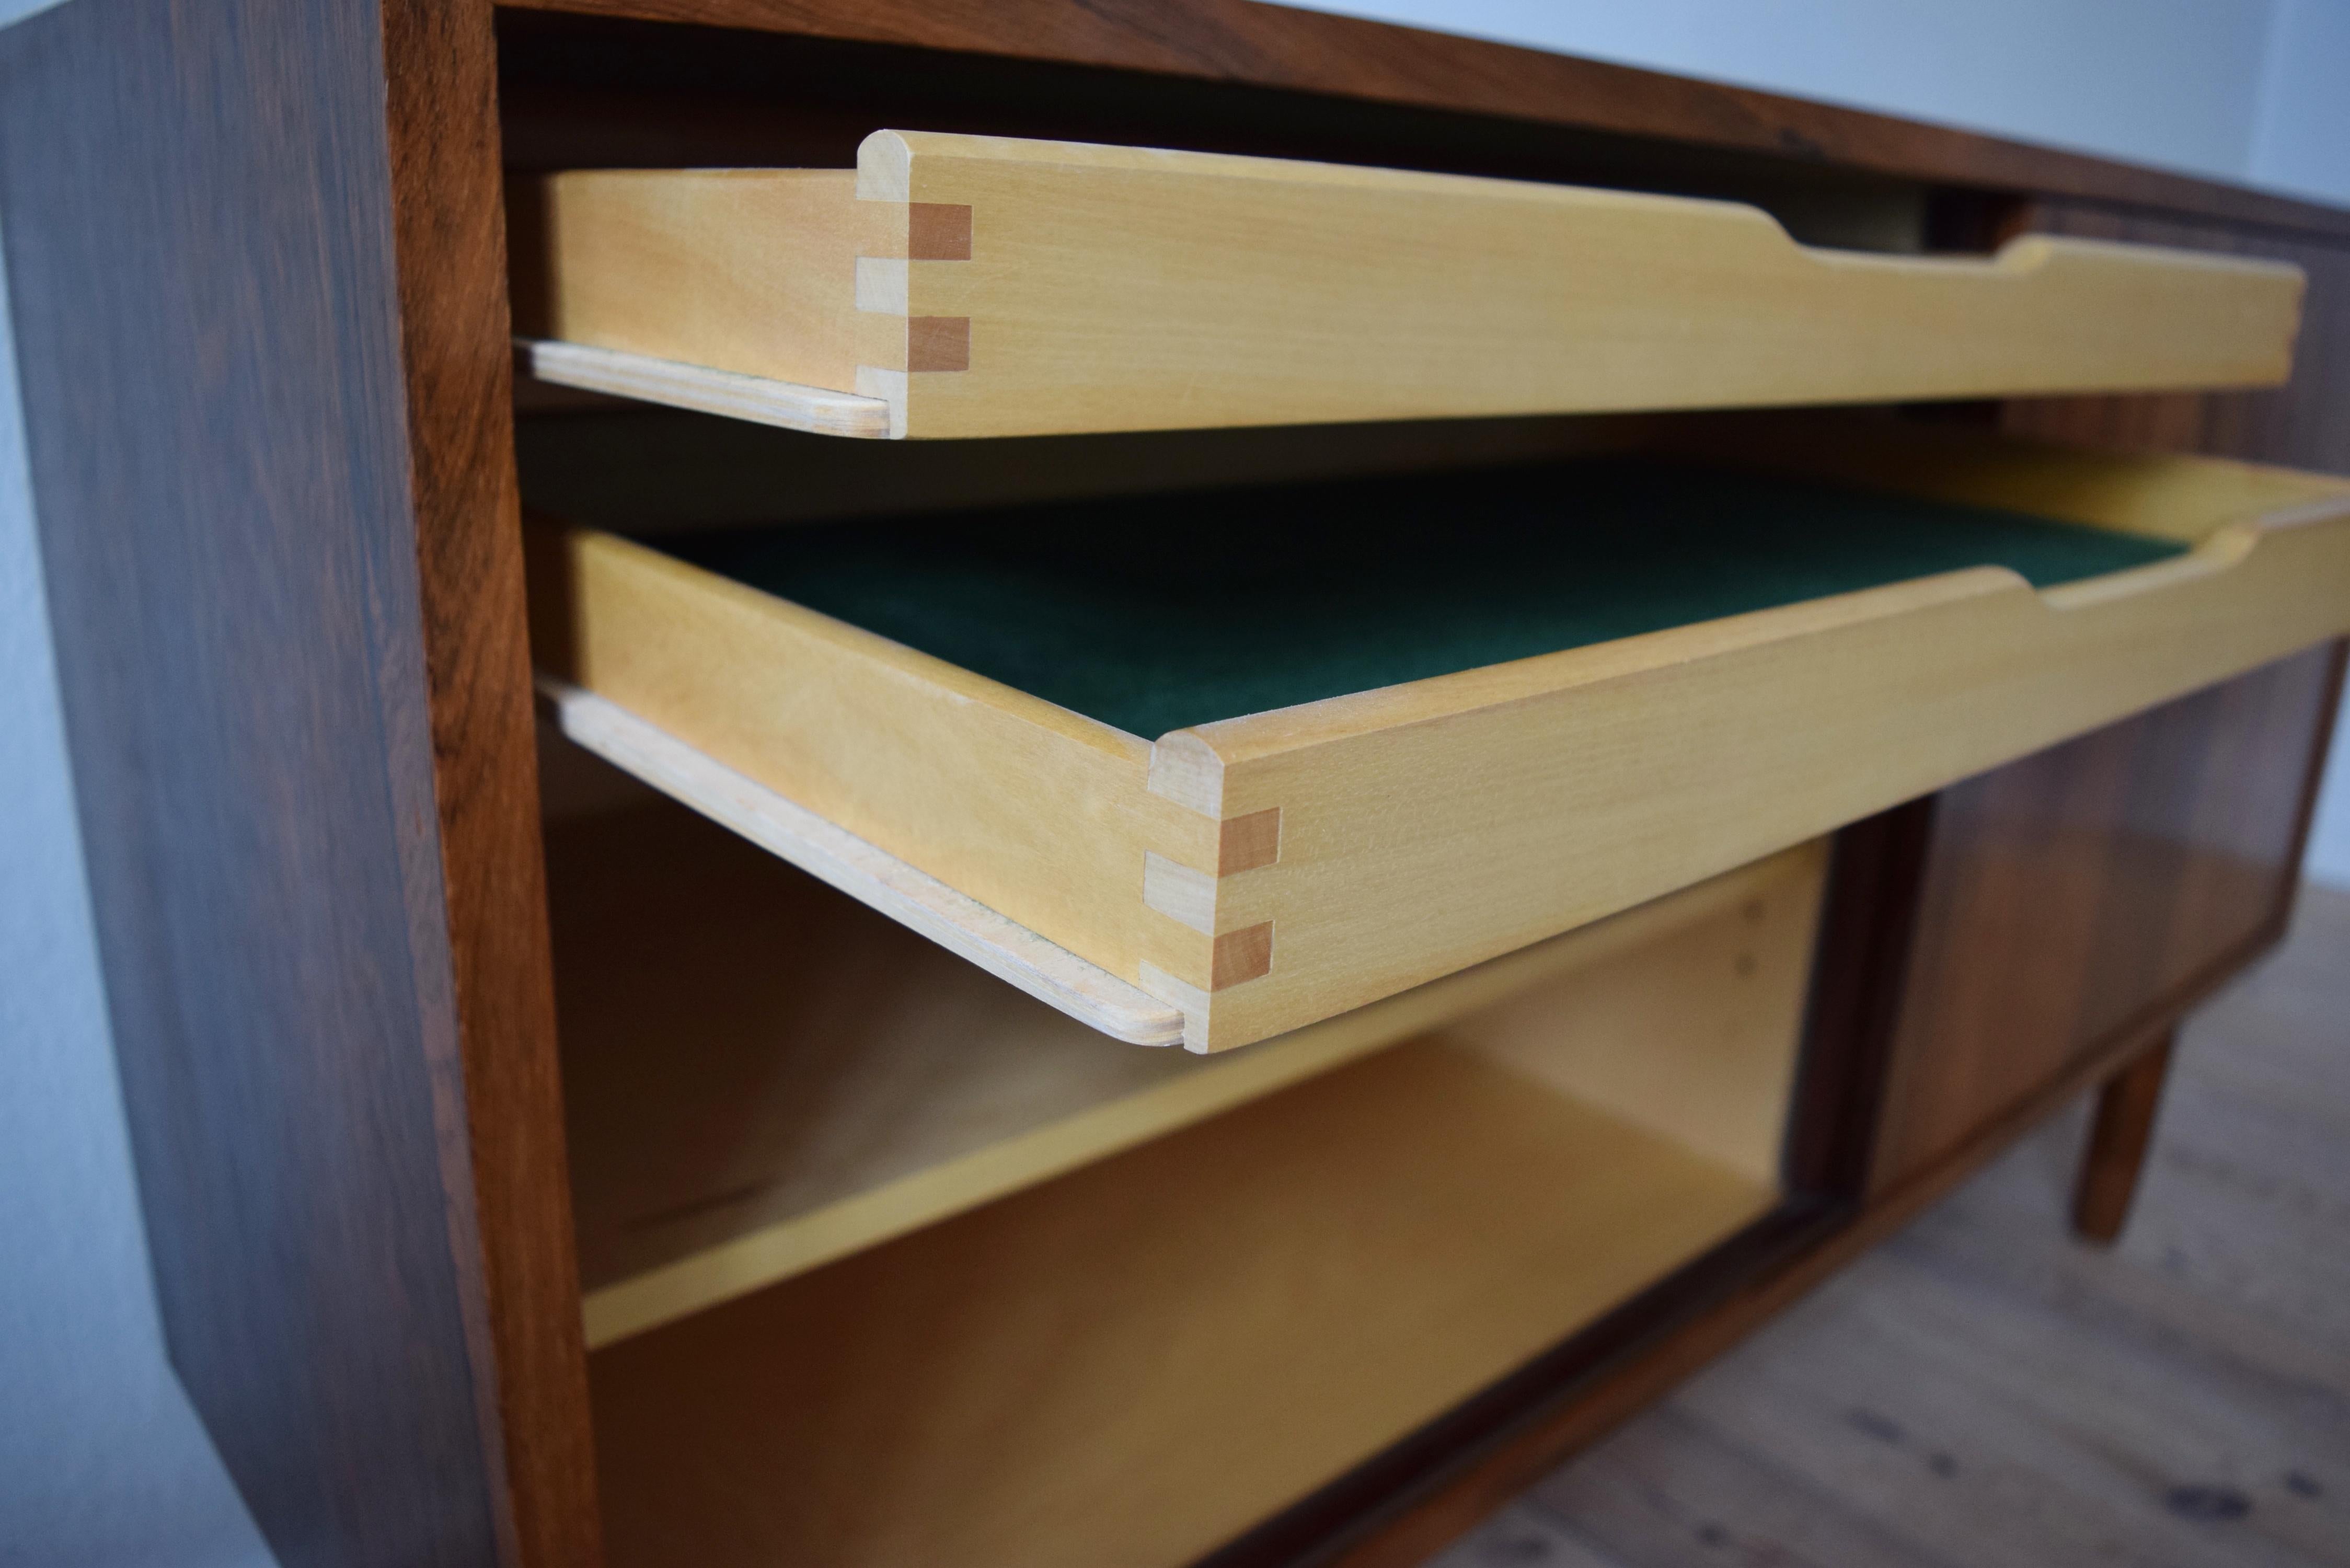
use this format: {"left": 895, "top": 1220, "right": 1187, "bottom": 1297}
{"left": 511, "top": 130, "right": 2301, "bottom": 440}
{"left": 529, "top": 424, "right": 2350, "bottom": 1052}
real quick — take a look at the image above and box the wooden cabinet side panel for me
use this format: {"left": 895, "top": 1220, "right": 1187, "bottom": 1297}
{"left": 1870, "top": 643, "right": 2345, "bottom": 1190}
{"left": 0, "top": 0, "right": 510, "bottom": 1563}
{"left": 382, "top": 0, "right": 604, "bottom": 1562}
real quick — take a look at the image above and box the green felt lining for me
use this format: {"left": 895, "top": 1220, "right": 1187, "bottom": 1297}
{"left": 661, "top": 458, "right": 2188, "bottom": 740}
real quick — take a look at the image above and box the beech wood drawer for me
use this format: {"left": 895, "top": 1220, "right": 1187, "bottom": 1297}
{"left": 529, "top": 421, "right": 2350, "bottom": 1053}
{"left": 509, "top": 131, "right": 2302, "bottom": 441}
{"left": 551, "top": 774, "right": 1827, "bottom": 1568}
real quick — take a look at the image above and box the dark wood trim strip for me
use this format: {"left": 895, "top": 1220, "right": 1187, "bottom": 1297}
{"left": 1783, "top": 800, "right": 1938, "bottom": 1198}
{"left": 496, "top": 0, "right": 2350, "bottom": 240}
{"left": 381, "top": 0, "right": 603, "bottom": 1563}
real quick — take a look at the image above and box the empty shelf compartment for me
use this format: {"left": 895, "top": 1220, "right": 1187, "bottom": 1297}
{"left": 568, "top": 806, "right": 1824, "bottom": 1567}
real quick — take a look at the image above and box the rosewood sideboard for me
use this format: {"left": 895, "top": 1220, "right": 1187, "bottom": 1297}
{"left": 3, "top": 3, "right": 2345, "bottom": 1566}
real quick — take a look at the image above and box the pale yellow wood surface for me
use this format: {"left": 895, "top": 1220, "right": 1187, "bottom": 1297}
{"left": 1457, "top": 837, "right": 1829, "bottom": 1186}
{"left": 586, "top": 1041, "right": 1778, "bottom": 1568}
{"left": 514, "top": 338, "right": 891, "bottom": 439}
{"left": 550, "top": 753, "right": 1822, "bottom": 1344}
{"left": 522, "top": 167, "right": 869, "bottom": 393}
{"left": 535, "top": 435, "right": 2350, "bottom": 1051}
{"left": 519, "top": 133, "right": 2300, "bottom": 440}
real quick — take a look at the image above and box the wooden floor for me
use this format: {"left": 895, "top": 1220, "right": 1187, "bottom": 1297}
{"left": 1432, "top": 885, "right": 2350, "bottom": 1568}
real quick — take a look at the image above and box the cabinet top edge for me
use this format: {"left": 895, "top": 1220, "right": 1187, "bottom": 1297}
{"left": 492, "top": 0, "right": 2350, "bottom": 243}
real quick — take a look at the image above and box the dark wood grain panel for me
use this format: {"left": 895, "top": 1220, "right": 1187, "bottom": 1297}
{"left": 1869, "top": 644, "right": 2347, "bottom": 1191}
{"left": 381, "top": 1, "right": 603, "bottom": 1562}
{"left": 493, "top": 0, "right": 2350, "bottom": 240}
{"left": 2002, "top": 206, "right": 2350, "bottom": 475}
{"left": 0, "top": 0, "right": 506, "bottom": 1563}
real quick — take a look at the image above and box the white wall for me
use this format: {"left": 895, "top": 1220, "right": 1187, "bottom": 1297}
{"left": 0, "top": 190, "right": 275, "bottom": 1568}
{"left": 2250, "top": 0, "right": 2350, "bottom": 200}
{"left": 0, "top": 1, "right": 268, "bottom": 1561}
{"left": 1278, "top": 0, "right": 2287, "bottom": 186}
{"left": 0, "top": 5, "right": 2344, "bottom": 1562}
{"left": 2250, "top": 1, "right": 2350, "bottom": 886}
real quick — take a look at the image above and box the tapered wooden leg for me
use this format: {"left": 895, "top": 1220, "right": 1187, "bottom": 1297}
{"left": 2072, "top": 1032, "right": 2176, "bottom": 1243}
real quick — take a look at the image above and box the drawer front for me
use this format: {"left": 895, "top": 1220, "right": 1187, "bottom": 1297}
{"left": 534, "top": 426, "right": 2350, "bottom": 1052}
{"left": 514, "top": 131, "right": 2302, "bottom": 440}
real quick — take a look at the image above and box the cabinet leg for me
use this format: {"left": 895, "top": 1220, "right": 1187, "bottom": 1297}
{"left": 2071, "top": 1032, "right": 2176, "bottom": 1244}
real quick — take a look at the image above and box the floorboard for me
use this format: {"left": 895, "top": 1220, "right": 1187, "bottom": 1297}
{"left": 1432, "top": 885, "right": 2350, "bottom": 1568}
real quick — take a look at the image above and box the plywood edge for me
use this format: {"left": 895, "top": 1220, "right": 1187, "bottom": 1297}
{"left": 514, "top": 338, "right": 894, "bottom": 438}
{"left": 576, "top": 844, "right": 1817, "bottom": 1347}
{"left": 538, "top": 679, "right": 1185, "bottom": 1047}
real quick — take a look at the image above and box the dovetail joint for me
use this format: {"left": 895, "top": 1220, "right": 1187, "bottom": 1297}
{"left": 1211, "top": 923, "right": 1274, "bottom": 990}
{"left": 1144, "top": 808, "right": 1284, "bottom": 993}
{"left": 858, "top": 202, "right": 973, "bottom": 376}
{"left": 1217, "top": 807, "right": 1282, "bottom": 875}
{"left": 906, "top": 202, "right": 973, "bottom": 260}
